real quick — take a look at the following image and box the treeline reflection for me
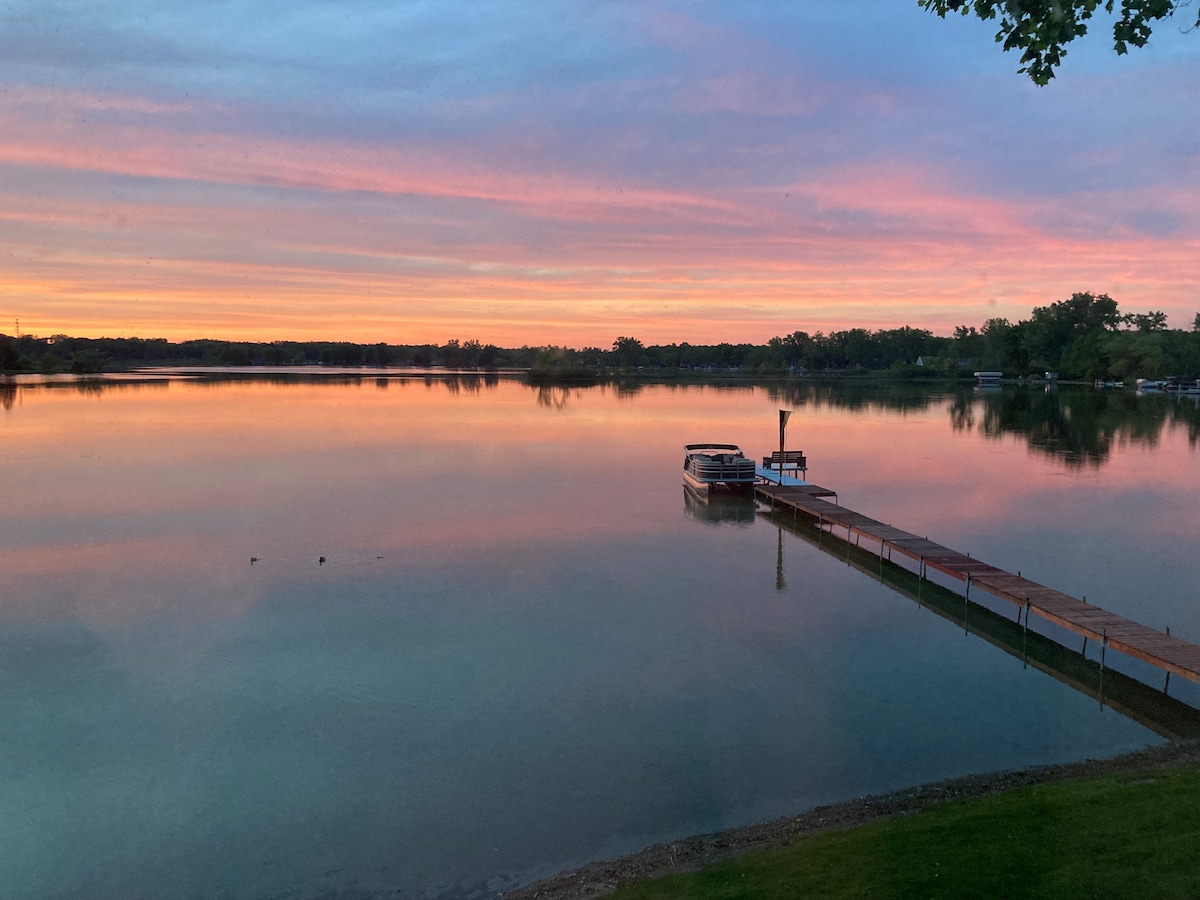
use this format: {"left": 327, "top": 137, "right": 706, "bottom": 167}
{"left": 0, "top": 371, "right": 514, "bottom": 410}
{"left": 6, "top": 375, "right": 1196, "bottom": 467}
{"left": 764, "top": 380, "right": 955, "bottom": 414}
{"left": 0, "top": 377, "right": 172, "bottom": 410}
{"left": 765, "top": 382, "right": 1199, "bottom": 467}
{"left": 958, "top": 389, "right": 1200, "bottom": 467}
{"left": 186, "top": 372, "right": 505, "bottom": 391}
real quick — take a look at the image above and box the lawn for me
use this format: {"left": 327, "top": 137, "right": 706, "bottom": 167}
{"left": 612, "top": 766, "right": 1200, "bottom": 899}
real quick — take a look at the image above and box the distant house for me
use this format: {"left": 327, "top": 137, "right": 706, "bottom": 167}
{"left": 915, "top": 356, "right": 925, "bottom": 367}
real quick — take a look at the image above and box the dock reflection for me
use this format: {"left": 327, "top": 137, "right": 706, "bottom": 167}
{"left": 763, "top": 508, "right": 1200, "bottom": 742}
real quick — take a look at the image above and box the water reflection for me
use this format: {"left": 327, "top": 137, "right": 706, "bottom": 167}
{"left": 15, "top": 373, "right": 1194, "bottom": 472}
{"left": 441, "top": 374, "right": 489, "bottom": 394}
{"left": 147, "top": 370, "right": 508, "bottom": 394}
{"left": 765, "top": 508, "right": 1200, "bottom": 741}
{"left": 765, "top": 380, "right": 1200, "bottom": 467}
{"left": 765, "top": 380, "right": 954, "bottom": 414}
{"left": 536, "top": 385, "right": 574, "bottom": 409}
{"left": 0, "top": 377, "right": 171, "bottom": 410}
{"left": 681, "top": 485, "right": 757, "bottom": 526}
{"left": 3, "top": 374, "right": 1197, "bottom": 900}
{"left": 953, "top": 387, "right": 1200, "bottom": 466}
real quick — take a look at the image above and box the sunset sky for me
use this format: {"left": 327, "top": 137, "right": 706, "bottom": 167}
{"left": 2, "top": 1, "right": 1197, "bottom": 347}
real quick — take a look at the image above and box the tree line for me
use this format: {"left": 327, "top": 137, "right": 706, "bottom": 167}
{"left": 3, "top": 293, "right": 1198, "bottom": 379}
{"left": 555, "top": 294, "right": 1200, "bottom": 380}
{"left": 0, "top": 335, "right": 519, "bottom": 374}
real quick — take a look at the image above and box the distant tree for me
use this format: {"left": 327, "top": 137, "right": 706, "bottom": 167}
{"left": 70, "top": 349, "right": 106, "bottom": 374}
{"left": 441, "top": 339, "right": 462, "bottom": 367}
{"left": 36, "top": 353, "right": 62, "bottom": 374}
{"left": 977, "top": 317, "right": 1014, "bottom": 369}
{"left": 1193, "top": 312, "right": 1200, "bottom": 332}
{"left": 0, "top": 335, "right": 21, "bottom": 371}
{"left": 1023, "top": 292, "right": 1121, "bottom": 372}
{"left": 918, "top": 0, "right": 1198, "bottom": 84}
{"left": 460, "top": 339, "right": 483, "bottom": 367}
{"left": 1125, "top": 310, "right": 1169, "bottom": 332}
{"left": 478, "top": 343, "right": 501, "bottom": 368}
{"left": 219, "top": 343, "right": 251, "bottom": 366}
{"left": 612, "top": 336, "right": 645, "bottom": 367}
{"left": 369, "top": 342, "right": 391, "bottom": 367}
{"left": 1107, "top": 329, "right": 1167, "bottom": 378}
{"left": 262, "top": 343, "right": 291, "bottom": 365}
{"left": 781, "top": 331, "right": 811, "bottom": 368}
{"left": 953, "top": 325, "right": 983, "bottom": 362}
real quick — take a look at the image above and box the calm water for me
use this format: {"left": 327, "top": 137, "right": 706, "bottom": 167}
{"left": 3, "top": 375, "right": 1198, "bottom": 899}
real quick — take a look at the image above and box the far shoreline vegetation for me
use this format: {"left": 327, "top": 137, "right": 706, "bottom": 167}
{"left": 3, "top": 293, "right": 1199, "bottom": 383}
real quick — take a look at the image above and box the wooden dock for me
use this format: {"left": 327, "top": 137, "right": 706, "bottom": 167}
{"left": 757, "top": 482, "right": 1200, "bottom": 686}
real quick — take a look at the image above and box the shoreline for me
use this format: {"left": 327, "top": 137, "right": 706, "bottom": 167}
{"left": 503, "top": 740, "right": 1200, "bottom": 899}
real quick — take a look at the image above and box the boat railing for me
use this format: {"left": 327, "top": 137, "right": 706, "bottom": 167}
{"left": 688, "top": 455, "right": 757, "bottom": 482}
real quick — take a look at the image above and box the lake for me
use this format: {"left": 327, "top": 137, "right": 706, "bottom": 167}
{"left": 3, "top": 374, "right": 1198, "bottom": 899}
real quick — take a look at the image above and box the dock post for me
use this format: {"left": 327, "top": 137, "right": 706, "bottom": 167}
{"left": 1022, "top": 600, "right": 1029, "bottom": 666}
{"left": 965, "top": 574, "right": 971, "bottom": 600}
{"left": 1164, "top": 627, "right": 1172, "bottom": 693}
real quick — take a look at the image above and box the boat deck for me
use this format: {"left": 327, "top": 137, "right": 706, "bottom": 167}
{"left": 756, "top": 483, "right": 1200, "bottom": 685}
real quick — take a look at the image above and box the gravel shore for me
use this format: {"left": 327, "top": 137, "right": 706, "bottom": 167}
{"left": 503, "top": 741, "right": 1200, "bottom": 900}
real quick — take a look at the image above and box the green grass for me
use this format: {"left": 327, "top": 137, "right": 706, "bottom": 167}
{"left": 613, "top": 767, "right": 1200, "bottom": 899}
